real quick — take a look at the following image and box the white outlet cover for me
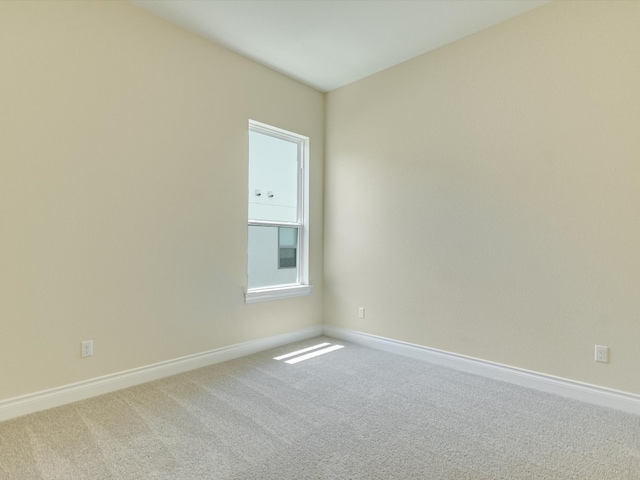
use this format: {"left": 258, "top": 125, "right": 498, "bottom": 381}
{"left": 595, "top": 345, "right": 608, "bottom": 363}
{"left": 81, "top": 340, "right": 93, "bottom": 358}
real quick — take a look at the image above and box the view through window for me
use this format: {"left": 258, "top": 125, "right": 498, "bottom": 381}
{"left": 246, "top": 121, "right": 310, "bottom": 302}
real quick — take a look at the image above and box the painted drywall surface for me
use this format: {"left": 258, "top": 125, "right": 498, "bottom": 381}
{"left": 325, "top": 1, "right": 640, "bottom": 394}
{"left": 0, "top": 1, "right": 323, "bottom": 400}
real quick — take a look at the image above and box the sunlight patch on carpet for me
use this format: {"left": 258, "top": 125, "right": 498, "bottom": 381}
{"left": 273, "top": 342, "right": 332, "bottom": 360}
{"left": 283, "top": 344, "right": 345, "bottom": 364}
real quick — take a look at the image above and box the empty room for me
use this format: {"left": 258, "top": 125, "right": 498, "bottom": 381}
{"left": 1, "top": 0, "right": 639, "bottom": 478}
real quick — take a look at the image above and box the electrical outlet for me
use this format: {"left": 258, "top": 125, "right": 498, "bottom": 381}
{"left": 595, "top": 345, "right": 608, "bottom": 363}
{"left": 358, "top": 307, "right": 365, "bottom": 319}
{"left": 81, "top": 340, "right": 93, "bottom": 358}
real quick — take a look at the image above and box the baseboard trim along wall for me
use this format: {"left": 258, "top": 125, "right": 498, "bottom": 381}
{"left": 0, "top": 325, "right": 323, "bottom": 423}
{"left": 323, "top": 325, "right": 640, "bottom": 416}
{"left": 4, "top": 324, "right": 639, "bottom": 422}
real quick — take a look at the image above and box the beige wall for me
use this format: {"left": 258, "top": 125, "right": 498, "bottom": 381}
{"left": 3, "top": 0, "right": 639, "bottom": 404}
{"left": 0, "top": 1, "right": 324, "bottom": 400}
{"left": 325, "top": 1, "right": 640, "bottom": 394}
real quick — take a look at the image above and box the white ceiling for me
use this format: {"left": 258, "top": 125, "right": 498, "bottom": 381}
{"left": 131, "top": 0, "right": 550, "bottom": 92}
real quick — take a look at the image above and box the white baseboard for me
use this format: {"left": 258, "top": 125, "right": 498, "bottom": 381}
{"left": 0, "top": 326, "right": 323, "bottom": 422}
{"left": 5, "top": 324, "right": 638, "bottom": 423}
{"left": 323, "top": 325, "right": 640, "bottom": 416}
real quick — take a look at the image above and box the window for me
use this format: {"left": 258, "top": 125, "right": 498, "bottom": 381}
{"left": 245, "top": 120, "right": 311, "bottom": 303}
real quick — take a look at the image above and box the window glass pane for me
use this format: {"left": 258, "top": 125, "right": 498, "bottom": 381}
{"left": 248, "top": 131, "right": 298, "bottom": 223}
{"left": 248, "top": 225, "right": 298, "bottom": 288}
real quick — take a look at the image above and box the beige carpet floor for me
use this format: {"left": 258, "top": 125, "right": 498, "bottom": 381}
{"left": 1, "top": 336, "right": 639, "bottom": 479}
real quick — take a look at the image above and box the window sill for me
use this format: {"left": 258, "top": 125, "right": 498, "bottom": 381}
{"left": 245, "top": 284, "right": 313, "bottom": 304}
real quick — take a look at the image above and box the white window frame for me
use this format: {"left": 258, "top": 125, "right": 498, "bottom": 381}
{"left": 245, "top": 120, "right": 312, "bottom": 303}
